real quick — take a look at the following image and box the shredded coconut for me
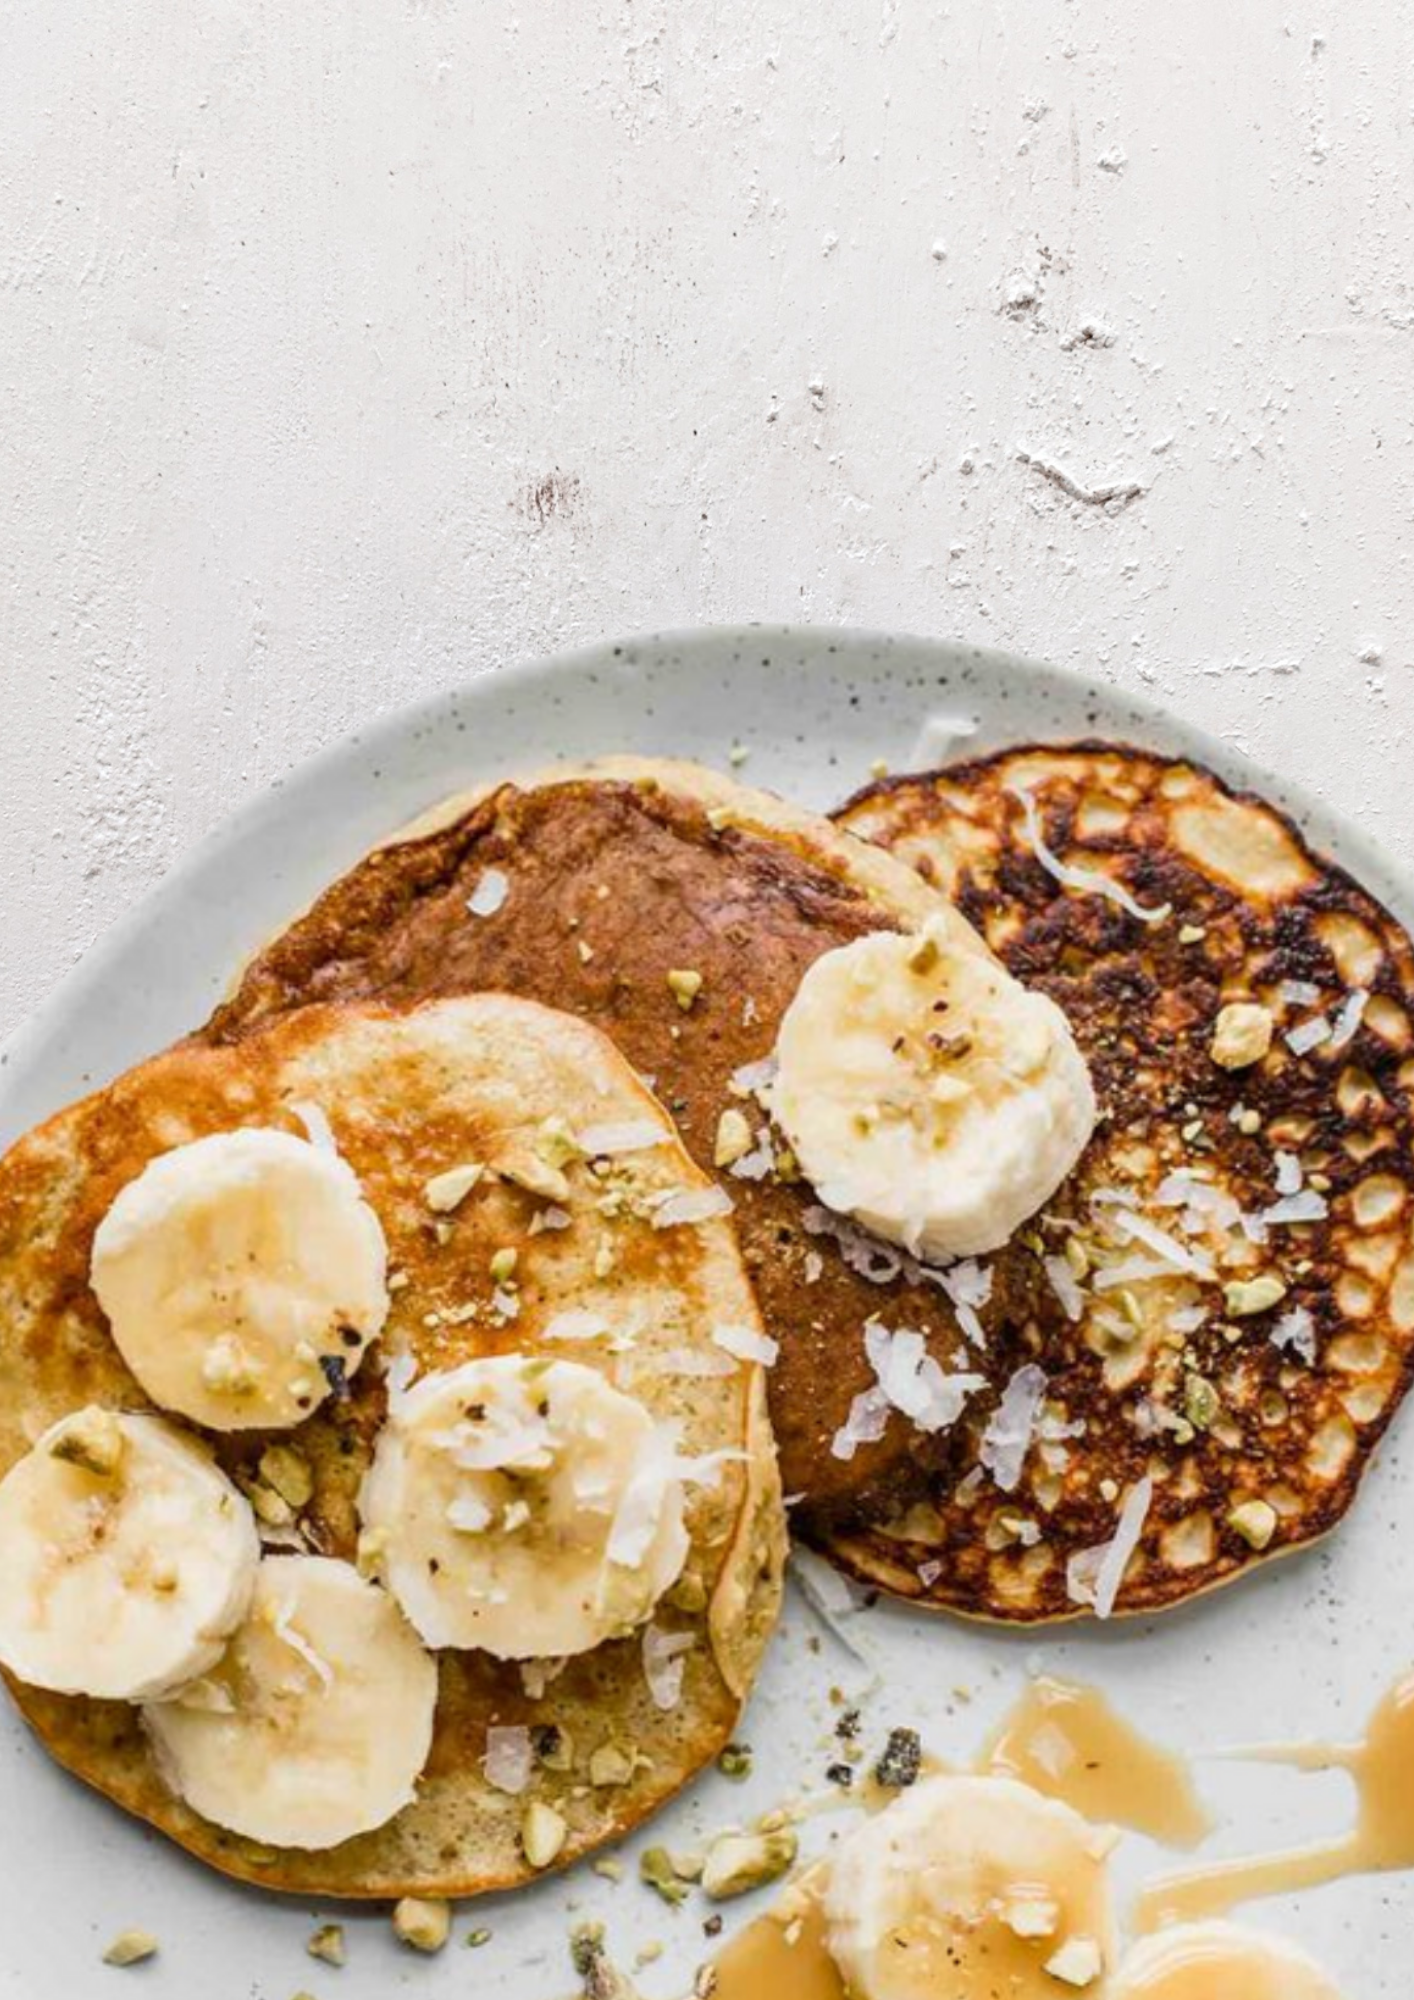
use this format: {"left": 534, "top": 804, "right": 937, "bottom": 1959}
{"left": 864, "top": 1320, "right": 985, "bottom": 1433}
{"left": 651, "top": 1186, "right": 734, "bottom": 1229}
{"left": 466, "top": 868, "right": 509, "bottom": 917}
{"left": 606, "top": 1437, "right": 678, "bottom": 1567}
{"left": 483, "top": 1724, "right": 534, "bottom": 1794}
{"left": 642, "top": 1625, "right": 694, "bottom": 1710}
{"left": 712, "top": 1322, "right": 780, "bottom": 1367}
{"left": 1066, "top": 1476, "right": 1153, "bottom": 1619}
{"left": 1043, "top": 1255, "right": 1086, "bottom": 1323}
{"left": 1273, "top": 1151, "right": 1304, "bottom": 1195}
{"left": 831, "top": 1386, "right": 892, "bottom": 1460}
{"left": 446, "top": 1492, "right": 494, "bottom": 1533}
{"left": 1329, "top": 988, "right": 1369, "bottom": 1050}
{"left": 979, "top": 1364, "right": 1048, "bottom": 1492}
{"left": 729, "top": 1055, "right": 779, "bottom": 1096}
{"left": 1286, "top": 1015, "right": 1332, "bottom": 1056}
{"left": 576, "top": 1118, "right": 667, "bottom": 1156}
{"left": 1260, "top": 1189, "right": 1329, "bottom": 1227}
{"left": 1272, "top": 1305, "right": 1318, "bottom": 1365}
{"left": 728, "top": 1130, "right": 777, "bottom": 1181}
{"left": 542, "top": 1309, "right": 610, "bottom": 1343}
{"left": 1277, "top": 979, "right": 1323, "bottom": 1008}
{"left": 1009, "top": 784, "right": 1171, "bottom": 924}
{"left": 1109, "top": 1210, "right": 1217, "bottom": 1280}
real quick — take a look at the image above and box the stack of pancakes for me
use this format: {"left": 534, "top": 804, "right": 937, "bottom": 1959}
{"left": 2, "top": 736, "right": 1412, "bottom": 1897}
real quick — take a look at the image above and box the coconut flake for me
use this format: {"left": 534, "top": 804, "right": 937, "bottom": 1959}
{"left": 1277, "top": 979, "right": 1323, "bottom": 1008}
{"left": 467, "top": 868, "right": 509, "bottom": 917}
{"left": 729, "top": 1055, "right": 779, "bottom": 1097}
{"left": 484, "top": 1724, "right": 534, "bottom": 1794}
{"left": 803, "top": 1205, "right": 907, "bottom": 1284}
{"left": 864, "top": 1321, "right": 985, "bottom": 1433}
{"left": 1167, "top": 1303, "right": 1210, "bottom": 1335}
{"left": 728, "top": 1131, "right": 778, "bottom": 1182}
{"left": 542, "top": 1309, "right": 610, "bottom": 1343}
{"left": 651, "top": 1186, "right": 734, "bottom": 1229}
{"left": 288, "top": 1100, "right": 336, "bottom": 1153}
{"left": 939, "top": 1259, "right": 994, "bottom": 1347}
{"left": 1286, "top": 1015, "right": 1332, "bottom": 1056}
{"left": 1259, "top": 1189, "right": 1329, "bottom": 1227}
{"left": 1272, "top": 1305, "right": 1318, "bottom": 1365}
{"left": 1329, "top": 988, "right": 1369, "bottom": 1050}
{"left": 1066, "top": 1476, "right": 1153, "bottom": 1620}
{"left": 1273, "top": 1151, "right": 1304, "bottom": 1195}
{"left": 1109, "top": 1210, "right": 1217, "bottom": 1281}
{"left": 831, "top": 1386, "right": 892, "bottom": 1460}
{"left": 979, "top": 1364, "right": 1048, "bottom": 1492}
{"left": 576, "top": 1118, "right": 667, "bottom": 1156}
{"left": 789, "top": 1549, "right": 869, "bottom": 1656}
{"left": 528, "top": 1203, "right": 574, "bottom": 1234}
{"left": 446, "top": 1491, "right": 494, "bottom": 1533}
{"left": 1043, "top": 1256, "right": 1086, "bottom": 1323}
{"left": 712, "top": 1322, "right": 780, "bottom": 1367}
{"left": 1008, "top": 784, "right": 1171, "bottom": 924}
{"left": 908, "top": 711, "right": 980, "bottom": 769}
{"left": 642, "top": 1625, "right": 694, "bottom": 1711}
{"left": 607, "top": 1437, "right": 677, "bottom": 1567}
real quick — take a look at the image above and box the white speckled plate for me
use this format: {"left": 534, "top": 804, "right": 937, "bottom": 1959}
{"left": 1, "top": 629, "right": 1406, "bottom": 1999}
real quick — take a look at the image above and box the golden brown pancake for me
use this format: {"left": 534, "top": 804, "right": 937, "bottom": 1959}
{"left": 0, "top": 994, "right": 784, "bottom": 1895}
{"left": 829, "top": 743, "right": 1414, "bottom": 1620}
{"left": 204, "top": 758, "right": 1026, "bottom": 1533}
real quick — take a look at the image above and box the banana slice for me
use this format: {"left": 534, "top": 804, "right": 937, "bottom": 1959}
{"left": 823, "top": 1773, "right": 1116, "bottom": 1999}
{"left": 359, "top": 1355, "right": 689, "bottom": 1657}
{"left": 1111, "top": 1922, "right": 1342, "bottom": 1999}
{"left": 91, "top": 1128, "right": 389, "bottom": 1431}
{"left": 768, "top": 918, "right": 1095, "bottom": 1260}
{"left": 0, "top": 1408, "right": 259, "bottom": 1701}
{"left": 144, "top": 1555, "right": 437, "bottom": 1850}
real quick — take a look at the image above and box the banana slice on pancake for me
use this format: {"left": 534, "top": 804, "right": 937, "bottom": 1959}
{"left": 1111, "top": 1922, "right": 1342, "bottom": 1999}
{"left": 768, "top": 916, "right": 1096, "bottom": 1260}
{"left": 91, "top": 1127, "right": 389, "bottom": 1431}
{"left": 0, "top": 1408, "right": 258, "bottom": 1701}
{"left": 823, "top": 1773, "right": 1115, "bottom": 1999}
{"left": 359, "top": 1355, "right": 690, "bottom": 1657}
{"left": 144, "top": 1555, "right": 437, "bottom": 1850}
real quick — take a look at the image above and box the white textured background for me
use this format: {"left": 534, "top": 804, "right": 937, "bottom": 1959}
{"left": 3, "top": 0, "right": 1413, "bottom": 1043}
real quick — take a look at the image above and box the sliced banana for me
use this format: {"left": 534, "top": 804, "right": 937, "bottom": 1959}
{"left": 91, "top": 1128, "right": 389, "bottom": 1431}
{"left": 1111, "top": 1922, "right": 1342, "bottom": 1999}
{"left": 144, "top": 1555, "right": 437, "bottom": 1850}
{"left": 823, "top": 1773, "right": 1116, "bottom": 2000}
{"left": 0, "top": 1408, "right": 259, "bottom": 1701}
{"left": 359, "top": 1355, "right": 689, "bottom": 1658}
{"left": 768, "top": 918, "right": 1096, "bottom": 1260}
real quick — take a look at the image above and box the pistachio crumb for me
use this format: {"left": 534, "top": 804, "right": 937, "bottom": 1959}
{"left": 102, "top": 1930, "right": 159, "bottom": 1968}
{"left": 424, "top": 1162, "right": 485, "bottom": 1213}
{"left": 1045, "top": 1935, "right": 1104, "bottom": 1987}
{"left": 667, "top": 968, "right": 705, "bottom": 1011}
{"left": 701, "top": 1828, "right": 797, "bottom": 1900}
{"left": 714, "top": 1108, "right": 753, "bottom": 1168}
{"left": 260, "top": 1444, "right": 314, "bottom": 1511}
{"left": 874, "top": 1726, "right": 923, "bottom": 1789}
{"left": 1228, "top": 1498, "right": 1279, "bottom": 1550}
{"left": 306, "top": 1924, "right": 345, "bottom": 1966}
{"left": 716, "top": 1742, "right": 753, "bottom": 1781}
{"left": 640, "top": 1846, "right": 690, "bottom": 1905}
{"left": 1211, "top": 1001, "right": 1275, "bottom": 1071}
{"left": 489, "top": 1246, "right": 520, "bottom": 1284}
{"left": 465, "top": 1927, "right": 492, "bottom": 1948}
{"left": 392, "top": 1897, "right": 450, "bottom": 1953}
{"left": 1178, "top": 923, "right": 1207, "bottom": 945}
{"left": 1223, "top": 1273, "right": 1288, "bottom": 1317}
{"left": 521, "top": 1800, "right": 569, "bottom": 1870}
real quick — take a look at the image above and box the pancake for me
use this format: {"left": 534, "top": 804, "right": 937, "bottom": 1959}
{"left": 828, "top": 742, "right": 1414, "bottom": 1620}
{"left": 204, "top": 758, "right": 1028, "bottom": 1532}
{"left": 0, "top": 993, "right": 784, "bottom": 1896}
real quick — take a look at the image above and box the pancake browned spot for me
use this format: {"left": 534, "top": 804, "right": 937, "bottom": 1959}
{"left": 206, "top": 759, "right": 1026, "bottom": 1532}
{"left": 0, "top": 995, "right": 784, "bottom": 1896}
{"left": 830, "top": 743, "right": 1414, "bottom": 1621}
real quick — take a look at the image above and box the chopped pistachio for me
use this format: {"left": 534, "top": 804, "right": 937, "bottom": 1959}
{"left": 1236, "top": 1107, "right": 1262, "bottom": 1135}
{"left": 774, "top": 1147, "right": 799, "bottom": 1183}
{"left": 716, "top": 1742, "right": 753, "bottom": 1781}
{"left": 502, "top": 1153, "right": 572, "bottom": 1204}
{"left": 424, "top": 1162, "right": 485, "bottom": 1213}
{"left": 577, "top": 939, "right": 595, "bottom": 964}
{"left": 102, "top": 1930, "right": 159, "bottom": 1967}
{"left": 466, "top": 1927, "right": 492, "bottom": 1947}
{"left": 701, "top": 1827, "right": 797, "bottom": 1900}
{"left": 714, "top": 1108, "right": 753, "bottom": 1168}
{"left": 667, "top": 968, "right": 704, "bottom": 1011}
{"left": 592, "top": 1858, "right": 625, "bottom": 1882}
{"left": 869, "top": 757, "right": 890, "bottom": 779}
{"left": 1224, "top": 1273, "right": 1288, "bottom": 1317}
{"left": 247, "top": 1481, "right": 294, "bottom": 1528}
{"left": 1063, "top": 1235, "right": 1091, "bottom": 1280}
{"left": 1004, "top": 1893, "right": 1060, "bottom": 1938}
{"left": 533, "top": 1722, "right": 574, "bottom": 1772}
{"left": 1045, "top": 1936, "right": 1104, "bottom": 1987}
{"left": 588, "top": 1739, "right": 638, "bottom": 1787}
{"left": 260, "top": 1444, "right": 314, "bottom": 1511}
{"left": 1182, "top": 1373, "right": 1220, "bottom": 1431}
{"left": 489, "top": 1246, "right": 519, "bottom": 1285}
{"left": 906, "top": 934, "right": 940, "bottom": 975}
{"left": 521, "top": 1799, "right": 568, "bottom": 1870}
{"left": 635, "top": 1942, "right": 665, "bottom": 1968}
{"left": 707, "top": 803, "right": 733, "bottom": 830}
{"left": 640, "top": 1846, "right": 689, "bottom": 1905}
{"left": 728, "top": 743, "right": 750, "bottom": 768}
{"left": 874, "top": 1727, "right": 923, "bottom": 1789}
{"left": 1178, "top": 923, "right": 1207, "bottom": 945}
{"left": 1228, "top": 1497, "right": 1279, "bottom": 1550}
{"left": 665, "top": 1570, "right": 708, "bottom": 1614}
{"left": 51, "top": 1407, "right": 125, "bottom": 1477}
{"left": 306, "top": 1923, "right": 346, "bottom": 1966}
{"left": 392, "top": 1897, "right": 450, "bottom": 1953}
{"left": 1211, "top": 1001, "right": 1275, "bottom": 1071}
